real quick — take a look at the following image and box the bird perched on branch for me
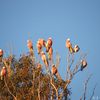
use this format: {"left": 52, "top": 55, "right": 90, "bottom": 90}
{"left": 27, "top": 40, "right": 34, "bottom": 56}
{"left": 38, "top": 38, "right": 46, "bottom": 47}
{"left": 0, "top": 49, "right": 3, "bottom": 62}
{"left": 51, "top": 64, "right": 58, "bottom": 75}
{"left": 48, "top": 47, "right": 53, "bottom": 60}
{"left": 27, "top": 40, "right": 33, "bottom": 49}
{"left": 81, "top": 60, "right": 87, "bottom": 71}
{"left": 36, "top": 41, "right": 42, "bottom": 54}
{"left": 66, "top": 38, "right": 74, "bottom": 53}
{"left": 74, "top": 45, "right": 80, "bottom": 53}
{"left": 51, "top": 64, "right": 61, "bottom": 80}
{"left": 46, "top": 37, "right": 53, "bottom": 52}
{"left": 0, "top": 66, "right": 7, "bottom": 80}
{"left": 40, "top": 51, "right": 48, "bottom": 67}
{"left": 2, "top": 57, "right": 13, "bottom": 79}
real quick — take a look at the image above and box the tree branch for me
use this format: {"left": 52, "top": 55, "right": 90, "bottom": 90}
{"left": 4, "top": 77, "right": 17, "bottom": 100}
{"left": 80, "top": 74, "right": 92, "bottom": 100}
{"left": 50, "top": 79, "right": 58, "bottom": 100}
{"left": 90, "top": 84, "right": 97, "bottom": 100}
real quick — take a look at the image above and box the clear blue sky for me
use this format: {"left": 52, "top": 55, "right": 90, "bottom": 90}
{"left": 0, "top": 0, "right": 100, "bottom": 99}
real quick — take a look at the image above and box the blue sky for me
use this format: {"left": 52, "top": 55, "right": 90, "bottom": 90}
{"left": 0, "top": 0, "right": 100, "bottom": 99}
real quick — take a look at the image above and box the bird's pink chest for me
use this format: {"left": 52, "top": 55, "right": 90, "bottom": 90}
{"left": 66, "top": 41, "right": 71, "bottom": 48}
{"left": 2, "top": 69, "right": 6, "bottom": 76}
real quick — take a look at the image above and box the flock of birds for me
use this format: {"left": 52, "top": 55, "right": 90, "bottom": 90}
{"left": 0, "top": 37, "right": 87, "bottom": 80}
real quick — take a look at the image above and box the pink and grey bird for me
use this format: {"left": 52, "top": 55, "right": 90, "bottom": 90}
{"left": 27, "top": 40, "right": 33, "bottom": 49}
{"left": 0, "top": 49, "right": 3, "bottom": 62}
{"left": 0, "top": 66, "right": 7, "bottom": 80}
{"left": 51, "top": 64, "right": 61, "bottom": 80}
{"left": 40, "top": 52, "right": 48, "bottom": 67}
{"left": 81, "top": 60, "right": 87, "bottom": 71}
{"left": 51, "top": 64, "right": 57, "bottom": 75}
{"left": 46, "top": 37, "right": 53, "bottom": 52}
{"left": 74, "top": 45, "right": 80, "bottom": 53}
{"left": 66, "top": 38, "right": 74, "bottom": 53}
{"left": 27, "top": 40, "right": 34, "bottom": 56}
{"left": 0, "top": 49, "right": 3, "bottom": 57}
{"left": 36, "top": 40, "right": 42, "bottom": 54}
{"left": 38, "top": 38, "right": 46, "bottom": 47}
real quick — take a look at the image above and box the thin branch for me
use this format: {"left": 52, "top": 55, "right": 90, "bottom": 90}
{"left": 72, "top": 61, "right": 81, "bottom": 76}
{"left": 50, "top": 79, "right": 58, "bottom": 100}
{"left": 66, "top": 52, "right": 72, "bottom": 80}
{"left": 59, "top": 79, "right": 71, "bottom": 99}
{"left": 4, "top": 77, "right": 17, "bottom": 100}
{"left": 73, "top": 52, "right": 88, "bottom": 75}
{"left": 80, "top": 74, "right": 92, "bottom": 100}
{"left": 84, "top": 75, "right": 92, "bottom": 100}
{"left": 90, "top": 84, "right": 97, "bottom": 100}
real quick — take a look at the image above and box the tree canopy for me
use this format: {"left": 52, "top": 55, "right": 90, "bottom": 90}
{"left": 0, "top": 37, "right": 90, "bottom": 100}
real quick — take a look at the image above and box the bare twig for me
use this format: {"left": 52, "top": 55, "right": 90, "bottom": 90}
{"left": 84, "top": 74, "right": 92, "bottom": 100}
{"left": 72, "top": 52, "right": 88, "bottom": 76}
{"left": 4, "top": 77, "right": 17, "bottom": 100}
{"left": 90, "top": 84, "right": 97, "bottom": 100}
{"left": 66, "top": 52, "right": 71, "bottom": 80}
{"left": 59, "top": 79, "right": 71, "bottom": 99}
{"left": 50, "top": 79, "right": 58, "bottom": 100}
{"left": 80, "top": 74, "right": 92, "bottom": 100}
{"left": 72, "top": 61, "right": 81, "bottom": 76}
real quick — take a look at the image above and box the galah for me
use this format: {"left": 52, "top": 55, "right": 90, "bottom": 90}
{"left": 38, "top": 38, "right": 46, "bottom": 47}
{"left": 40, "top": 52, "right": 48, "bottom": 67}
{"left": 27, "top": 40, "right": 34, "bottom": 56}
{"left": 51, "top": 64, "right": 57, "bottom": 75}
{"left": 46, "top": 37, "right": 53, "bottom": 52}
{"left": 27, "top": 40, "right": 33, "bottom": 50}
{"left": 0, "top": 49, "right": 3, "bottom": 57}
{"left": 36, "top": 41, "right": 42, "bottom": 54}
{"left": 81, "top": 60, "right": 87, "bottom": 71}
{"left": 0, "top": 49, "right": 3, "bottom": 62}
{"left": 51, "top": 64, "right": 61, "bottom": 80}
{"left": 74, "top": 45, "right": 80, "bottom": 53}
{"left": 66, "top": 38, "right": 74, "bottom": 53}
{"left": 48, "top": 47, "right": 53, "bottom": 60}
{"left": 0, "top": 66, "right": 6, "bottom": 80}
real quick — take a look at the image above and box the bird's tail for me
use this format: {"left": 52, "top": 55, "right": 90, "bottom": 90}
{"left": 69, "top": 46, "right": 74, "bottom": 53}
